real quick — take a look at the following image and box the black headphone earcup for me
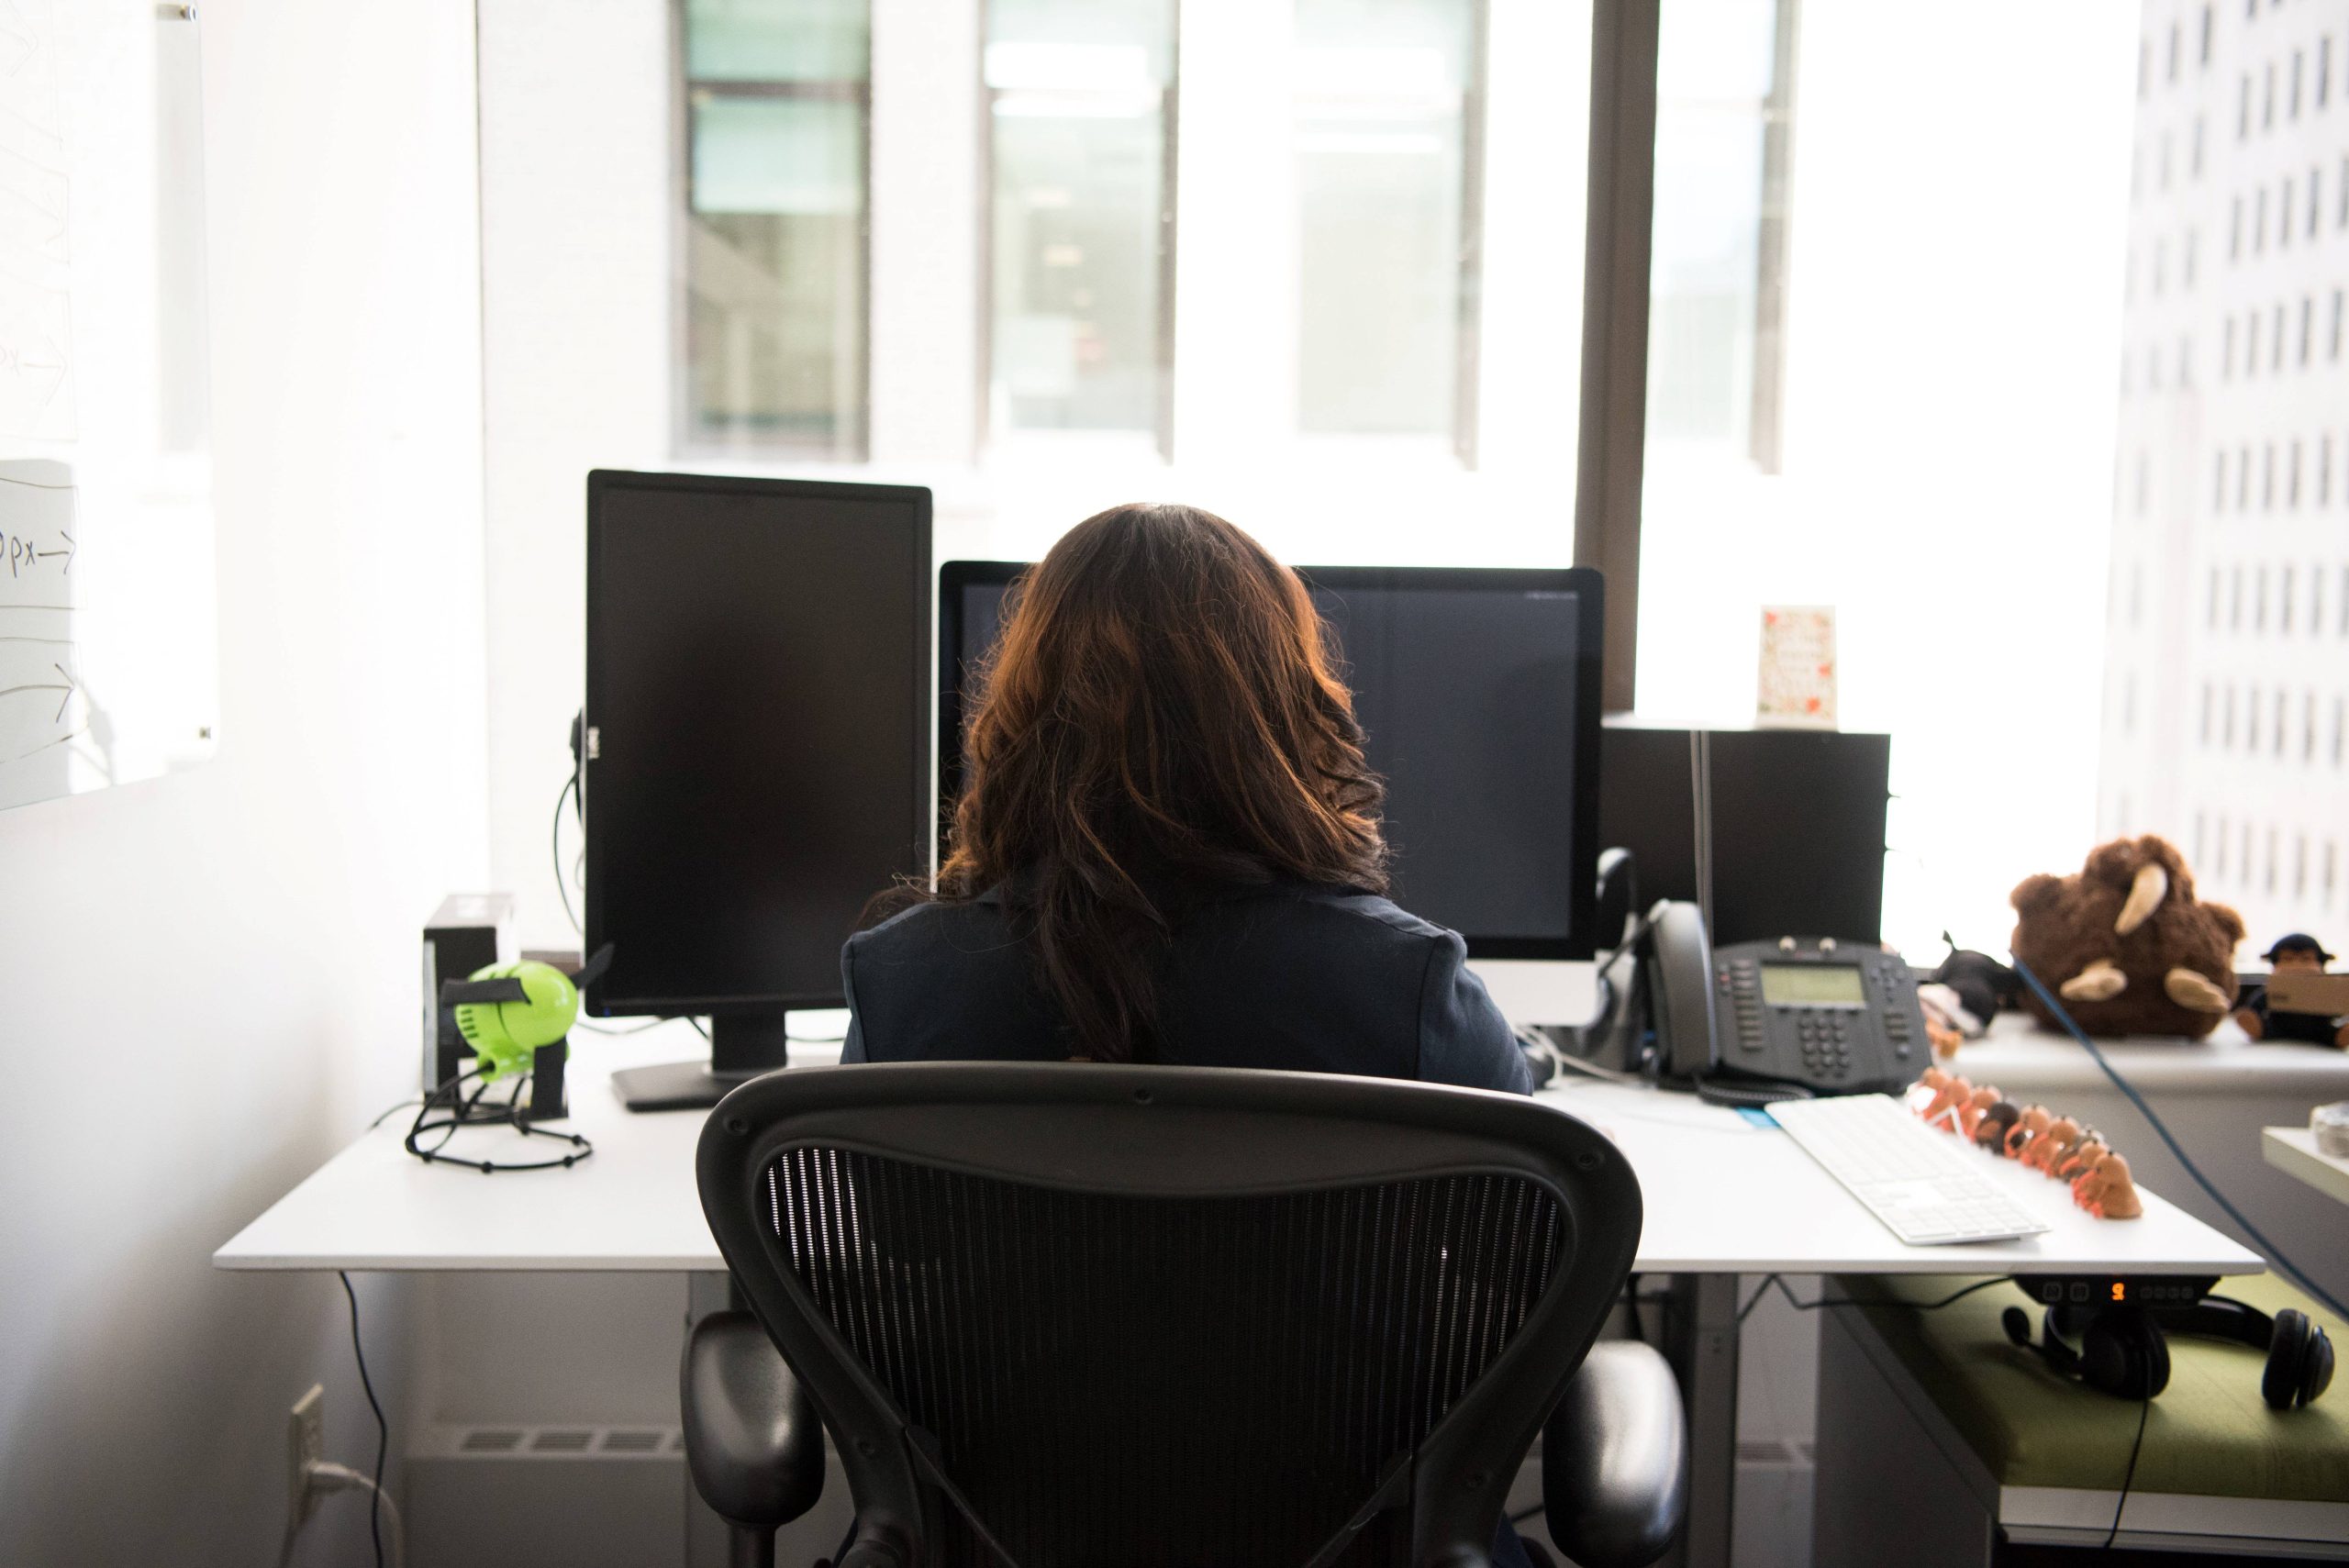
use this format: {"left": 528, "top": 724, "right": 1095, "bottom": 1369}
{"left": 2262, "top": 1309, "right": 2333, "bottom": 1409}
{"left": 2084, "top": 1308, "right": 2170, "bottom": 1400}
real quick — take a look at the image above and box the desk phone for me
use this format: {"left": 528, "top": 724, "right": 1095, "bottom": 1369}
{"left": 1709, "top": 937, "right": 1919, "bottom": 1095}
{"left": 1642, "top": 902, "right": 1923, "bottom": 1099}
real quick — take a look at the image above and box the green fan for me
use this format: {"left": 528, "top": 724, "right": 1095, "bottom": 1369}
{"left": 438, "top": 946, "right": 612, "bottom": 1117}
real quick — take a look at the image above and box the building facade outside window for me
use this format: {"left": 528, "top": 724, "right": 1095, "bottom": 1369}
{"left": 676, "top": 0, "right": 871, "bottom": 458}
{"left": 984, "top": 0, "right": 1177, "bottom": 455}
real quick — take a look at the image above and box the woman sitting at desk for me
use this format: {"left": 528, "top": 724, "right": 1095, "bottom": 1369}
{"left": 840, "top": 503, "right": 1540, "bottom": 1565}
{"left": 840, "top": 500, "right": 1531, "bottom": 1089}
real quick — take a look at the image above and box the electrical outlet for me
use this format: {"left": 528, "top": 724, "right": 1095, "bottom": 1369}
{"left": 287, "top": 1385, "right": 326, "bottom": 1528}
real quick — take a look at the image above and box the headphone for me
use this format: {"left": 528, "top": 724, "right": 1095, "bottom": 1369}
{"left": 2005, "top": 1297, "right": 2334, "bottom": 1409}
{"left": 2004, "top": 1303, "right": 2170, "bottom": 1399}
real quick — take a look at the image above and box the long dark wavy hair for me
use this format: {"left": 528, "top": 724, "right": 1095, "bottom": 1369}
{"left": 937, "top": 503, "right": 1389, "bottom": 1062}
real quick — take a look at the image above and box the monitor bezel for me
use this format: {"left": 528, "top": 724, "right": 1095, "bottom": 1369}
{"left": 937, "top": 559, "right": 1604, "bottom": 961}
{"left": 584, "top": 468, "right": 934, "bottom": 1016}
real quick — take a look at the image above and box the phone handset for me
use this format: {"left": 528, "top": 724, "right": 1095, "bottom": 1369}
{"left": 1642, "top": 899, "right": 1810, "bottom": 1106}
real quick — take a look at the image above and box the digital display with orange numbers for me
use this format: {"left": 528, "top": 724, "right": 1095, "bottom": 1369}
{"left": 2111, "top": 1283, "right": 2128, "bottom": 1301}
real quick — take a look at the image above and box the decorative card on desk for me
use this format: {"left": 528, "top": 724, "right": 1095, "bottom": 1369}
{"left": 1757, "top": 606, "right": 1837, "bottom": 728}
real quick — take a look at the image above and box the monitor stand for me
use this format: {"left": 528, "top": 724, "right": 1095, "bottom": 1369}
{"left": 611, "top": 1013, "right": 794, "bottom": 1113}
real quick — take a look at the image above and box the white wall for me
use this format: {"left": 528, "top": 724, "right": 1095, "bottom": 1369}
{"left": 0, "top": 2, "right": 488, "bottom": 1563}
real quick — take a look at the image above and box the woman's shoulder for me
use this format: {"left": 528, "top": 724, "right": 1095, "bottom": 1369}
{"left": 846, "top": 895, "right": 1020, "bottom": 967}
{"left": 1213, "top": 881, "right": 1460, "bottom": 951}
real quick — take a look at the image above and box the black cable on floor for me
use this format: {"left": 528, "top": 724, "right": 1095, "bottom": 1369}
{"left": 2105, "top": 1397, "right": 2151, "bottom": 1550}
{"left": 339, "top": 1272, "right": 387, "bottom": 1568}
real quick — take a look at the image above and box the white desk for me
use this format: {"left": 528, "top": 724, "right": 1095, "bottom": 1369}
{"left": 2265, "top": 1126, "right": 2349, "bottom": 1207}
{"left": 214, "top": 1041, "right": 2261, "bottom": 1282}
{"left": 217, "top": 1033, "right": 2261, "bottom": 1568}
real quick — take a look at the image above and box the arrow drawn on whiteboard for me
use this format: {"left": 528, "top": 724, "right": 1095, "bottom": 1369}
{"left": 34, "top": 531, "right": 72, "bottom": 570}
{"left": 0, "top": 663, "right": 75, "bottom": 721}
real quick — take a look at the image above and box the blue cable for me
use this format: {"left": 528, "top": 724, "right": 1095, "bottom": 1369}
{"left": 2010, "top": 957, "right": 2347, "bottom": 1322}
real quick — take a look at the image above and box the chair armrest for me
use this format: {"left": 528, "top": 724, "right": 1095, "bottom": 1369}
{"left": 1542, "top": 1340, "right": 1687, "bottom": 1568}
{"left": 681, "top": 1310, "right": 826, "bottom": 1529}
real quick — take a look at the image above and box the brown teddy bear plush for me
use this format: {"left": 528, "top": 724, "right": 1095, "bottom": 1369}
{"left": 2010, "top": 835, "right": 2243, "bottom": 1039}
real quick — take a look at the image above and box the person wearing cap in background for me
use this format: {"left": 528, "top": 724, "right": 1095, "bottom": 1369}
{"left": 2232, "top": 934, "right": 2349, "bottom": 1048}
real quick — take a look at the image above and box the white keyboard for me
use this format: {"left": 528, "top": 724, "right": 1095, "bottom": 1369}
{"left": 1766, "top": 1094, "right": 2053, "bottom": 1246}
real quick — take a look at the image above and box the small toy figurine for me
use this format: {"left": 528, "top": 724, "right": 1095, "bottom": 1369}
{"left": 1920, "top": 1073, "right": 1976, "bottom": 1129}
{"left": 2231, "top": 934, "right": 2349, "bottom": 1048}
{"left": 2073, "top": 1151, "right": 2143, "bottom": 1219}
{"left": 1907, "top": 1067, "right": 1953, "bottom": 1118}
{"left": 1974, "top": 1099, "right": 2022, "bottom": 1154}
{"left": 1959, "top": 1084, "right": 2005, "bottom": 1139}
{"left": 2056, "top": 1133, "right": 2109, "bottom": 1183}
{"left": 2022, "top": 1115, "right": 2080, "bottom": 1173}
{"left": 2006, "top": 1104, "right": 2052, "bottom": 1158}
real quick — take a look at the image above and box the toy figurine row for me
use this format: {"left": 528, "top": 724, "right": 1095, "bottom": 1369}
{"left": 1906, "top": 1068, "right": 2143, "bottom": 1219}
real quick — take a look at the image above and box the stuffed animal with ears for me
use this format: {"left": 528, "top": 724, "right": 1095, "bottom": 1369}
{"left": 2010, "top": 835, "right": 2243, "bottom": 1040}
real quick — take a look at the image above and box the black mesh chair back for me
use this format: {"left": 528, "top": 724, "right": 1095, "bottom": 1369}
{"left": 698, "top": 1062, "right": 1642, "bottom": 1568}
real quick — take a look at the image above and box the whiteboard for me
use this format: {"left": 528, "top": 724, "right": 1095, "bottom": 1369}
{"left": 0, "top": 0, "right": 218, "bottom": 810}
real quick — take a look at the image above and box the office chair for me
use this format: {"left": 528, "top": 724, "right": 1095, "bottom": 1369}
{"left": 684, "top": 1062, "right": 1687, "bottom": 1568}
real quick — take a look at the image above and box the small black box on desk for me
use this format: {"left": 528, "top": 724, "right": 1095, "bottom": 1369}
{"left": 422, "top": 894, "right": 516, "bottom": 1094}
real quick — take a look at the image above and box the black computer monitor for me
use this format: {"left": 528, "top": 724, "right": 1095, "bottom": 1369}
{"left": 585, "top": 470, "right": 931, "bottom": 1109}
{"left": 938, "top": 562, "right": 1605, "bottom": 959}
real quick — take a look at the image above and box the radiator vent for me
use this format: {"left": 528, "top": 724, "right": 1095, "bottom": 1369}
{"left": 459, "top": 1429, "right": 525, "bottom": 1453}
{"left": 426, "top": 1424, "right": 685, "bottom": 1462}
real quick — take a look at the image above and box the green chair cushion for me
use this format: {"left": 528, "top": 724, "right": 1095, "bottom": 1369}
{"left": 1833, "top": 1272, "right": 2349, "bottom": 1503}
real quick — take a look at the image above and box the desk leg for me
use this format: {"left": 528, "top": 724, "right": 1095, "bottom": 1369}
{"left": 1660, "top": 1273, "right": 1740, "bottom": 1568}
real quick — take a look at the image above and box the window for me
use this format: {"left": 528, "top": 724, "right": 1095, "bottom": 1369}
{"left": 2223, "top": 313, "right": 2236, "bottom": 375}
{"left": 1295, "top": 0, "right": 1486, "bottom": 455}
{"left": 2238, "top": 72, "right": 2251, "bottom": 138}
{"left": 2311, "top": 167, "right": 2323, "bottom": 239}
{"left": 2214, "top": 450, "right": 2228, "bottom": 512}
{"left": 677, "top": 0, "right": 872, "bottom": 457}
{"left": 2291, "top": 49, "right": 2303, "bottom": 117}
{"left": 2301, "top": 295, "right": 2313, "bottom": 365}
{"left": 985, "top": 0, "right": 1178, "bottom": 450}
{"left": 2245, "top": 310, "right": 2258, "bottom": 377}
{"left": 2333, "top": 290, "right": 2345, "bottom": 361}
{"left": 2201, "top": 6, "right": 2214, "bottom": 66}
{"left": 2323, "top": 37, "right": 2335, "bottom": 107}
{"left": 2168, "top": 21, "right": 2180, "bottom": 82}
{"left": 2284, "top": 563, "right": 2297, "bottom": 627}
{"left": 2279, "top": 175, "right": 2292, "bottom": 247}
{"left": 2192, "top": 117, "right": 2205, "bottom": 178}
{"left": 2324, "top": 436, "right": 2337, "bottom": 504}
{"left": 2229, "top": 194, "right": 2242, "bottom": 258}
{"left": 1642, "top": 0, "right": 1794, "bottom": 469}
{"left": 2253, "top": 185, "right": 2266, "bottom": 252}
{"left": 2264, "top": 61, "right": 2275, "bottom": 128}
{"left": 2272, "top": 301, "right": 2285, "bottom": 372}
{"left": 2291, "top": 441, "right": 2302, "bottom": 506}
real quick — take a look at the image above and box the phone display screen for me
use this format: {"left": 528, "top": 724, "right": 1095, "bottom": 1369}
{"left": 1760, "top": 964, "right": 1866, "bottom": 1006}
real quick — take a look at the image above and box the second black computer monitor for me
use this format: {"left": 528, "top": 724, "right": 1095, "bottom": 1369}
{"left": 939, "top": 562, "right": 1605, "bottom": 960}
